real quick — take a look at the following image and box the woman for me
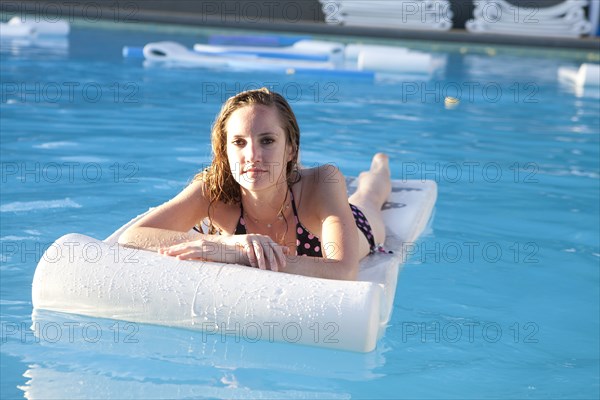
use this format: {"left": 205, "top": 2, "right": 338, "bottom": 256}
{"left": 119, "top": 88, "right": 391, "bottom": 281}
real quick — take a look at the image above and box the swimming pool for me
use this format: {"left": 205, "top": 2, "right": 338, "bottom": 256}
{"left": 1, "top": 19, "right": 599, "bottom": 399}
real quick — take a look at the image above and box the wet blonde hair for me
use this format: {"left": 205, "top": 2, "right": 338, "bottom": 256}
{"left": 196, "top": 88, "right": 300, "bottom": 232}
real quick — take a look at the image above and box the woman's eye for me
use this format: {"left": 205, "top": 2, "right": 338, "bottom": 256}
{"left": 262, "top": 138, "right": 274, "bottom": 145}
{"left": 232, "top": 139, "right": 245, "bottom": 146}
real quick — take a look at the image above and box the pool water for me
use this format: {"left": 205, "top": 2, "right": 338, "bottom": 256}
{"left": 1, "top": 20, "right": 599, "bottom": 399}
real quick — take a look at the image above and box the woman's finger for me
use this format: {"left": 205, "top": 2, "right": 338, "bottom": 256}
{"left": 175, "top": 250, "right": 206, "bottom": 261}
{"left": 252, "top": 240, "right": 266, "bottom": 270}
{"left": 161, "top": 244, "right": 191, "bottom": 256}
{"left": 266, "top": 242, "right": 279, "bottom": 272}
{"left": 161, "top": 239, "right": 204, "bottom": 255}
{"left": 244, "top": 243, "right": 257, "bottom": 268}
{"left": 271, "top": 243, "right": 287, "bottom": 272}
{"left": 261, "top": 241, "right": 276, "bottom": 271}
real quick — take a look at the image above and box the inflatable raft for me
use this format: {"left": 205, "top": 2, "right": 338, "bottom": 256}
{"left": 125, "top": 40, "right": 443, "bottom": 78}
{"left": 32, "top": 179, "right": 437, "bottom": 352}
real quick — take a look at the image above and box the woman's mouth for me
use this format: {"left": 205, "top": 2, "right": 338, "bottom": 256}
{"left": 243, "top": 167, "right": 267, "bottom": 174}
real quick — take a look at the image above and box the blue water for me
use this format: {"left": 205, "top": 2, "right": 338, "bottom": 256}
{"left": 1, "top": 20, "right": 599, "bottom": 399}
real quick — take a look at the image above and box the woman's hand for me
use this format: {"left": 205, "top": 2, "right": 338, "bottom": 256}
{"left": 158, "top": 238, "right": 223, "bottom": 262}
{"left": 230, "top": 234, "right": 289, "bottom": 272}
{"left": 159, "top": 234, "right": 288, "bottom": 272}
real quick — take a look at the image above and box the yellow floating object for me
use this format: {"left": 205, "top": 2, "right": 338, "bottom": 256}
{"left": 444, "top": 96, "right": 460, "bottom": 109}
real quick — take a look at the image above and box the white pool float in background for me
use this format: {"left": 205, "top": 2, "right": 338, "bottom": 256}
{"left": 143, "top": 41, "right": 338, "bottom": 71}
{"left": 192, "top": 40, "right": 345, "bottom": 67}
{"left": 0, "top": 21, "right": 34, "bottom": 38}
{"left": 135, "top": 40, "right": 442, "bottom": 78}
{"left": 358, "top": 48, "right": 433, "bottom": 74}
{"left": 558, "top": 63, "right": 600, "bottom": 98}
{"left": 0, "top": 16, "right": 70, "bottom": 38}
{"left": 344, "top": 43, "right": 411, "bottom": 61}
{"left": 143, "top": 41, "right": 230, "bottom": 68}
{"left": 558, "top": 63, "right": 600, "bottom": 87}
{"left": 32, "top": 179, "right": 437, "bottom": 352}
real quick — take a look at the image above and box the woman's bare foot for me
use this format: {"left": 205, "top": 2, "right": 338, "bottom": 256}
{"left": 348, "top": 153, "right": 392, "bottom": 251}
{"left": 354, "top": 153, "right": 391, "bottom": 210}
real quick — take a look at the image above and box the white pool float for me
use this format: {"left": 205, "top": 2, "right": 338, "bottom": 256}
{"left": 143, "top": 41, "right": 337, "bottom": 71}
{"left": 358, "top": 49, "right": 433, "bottom": 74}
{"left": 0, "top": 22, "right": 34, "bottom": 38}
{"left": 32, "top": 179, "right": 437, "bottom": 352}
{"left": 0, "top": 16, "right": 70, "bottom": 38}
{"left": 193, "top": 40, "right": 344, "bottom": 63}
{"left": 143, "top": 41, "right": 229, "bottom": 67}
{"left": 558, "top": 63, "right": 600, "bottom": 87}
{"left": 140, "top": 41, "right": 442, "bottom": 78}
{"left": 345, "top": 43, "right": 411, "bottom": 61}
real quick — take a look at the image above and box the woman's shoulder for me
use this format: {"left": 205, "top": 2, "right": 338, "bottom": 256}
{"left": 296, "top": 163, "right": 346, "bottom": 203}
{"left": 182, "top": 177, "right": 239, "bottom": 215}
{"left": 299, "top": 163, "right": 344, "bottom": 188}
{"left": 186, "top": 176, "right": 240, "bottom": 232}
{"left": 292, "top": 164, "right": 349, "bottom": 229}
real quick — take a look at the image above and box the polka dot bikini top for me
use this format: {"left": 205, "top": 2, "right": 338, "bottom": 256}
{"left": 234, "top": 190, "right": 382, "bottom": 258}
{"left": 234, "top": 190, "right": 323, "bottom": 257}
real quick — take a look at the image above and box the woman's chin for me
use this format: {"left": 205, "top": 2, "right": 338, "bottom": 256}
{"left": 237, "top": 173, "right": 269, "bottom": 190}
{"left": 235, "top": 170, "right": 289, "bottom": 192}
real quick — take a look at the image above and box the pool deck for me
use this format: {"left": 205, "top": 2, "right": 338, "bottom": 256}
{"left": 2, "top": 3, "right": 599, "bottom": 51}
{"left": 127, "top": 9, "right": 600, "bottom": 51}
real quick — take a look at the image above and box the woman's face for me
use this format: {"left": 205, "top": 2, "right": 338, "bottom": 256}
{"left": 226, "top": 104, "right": 293, "bottom": 192}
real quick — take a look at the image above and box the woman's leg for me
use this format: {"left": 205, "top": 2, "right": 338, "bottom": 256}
{"left": 348, "top": 153, "right": 392, "bottom": 257}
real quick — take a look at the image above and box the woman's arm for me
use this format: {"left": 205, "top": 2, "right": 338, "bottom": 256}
{"left": 282, "top": 165, "right": 359, "bottom": 280}
{"left": 281, "top": 256, "right": 357, "bottom": 281}
{"left": 118, "top": 180, "right": 210, "bottom": 251}
{"left": 120, "top": 179, "right": 289, "bottom": 269}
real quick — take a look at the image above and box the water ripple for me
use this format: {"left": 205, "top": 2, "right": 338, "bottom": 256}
{"left": 0, "top": 198, "right": 82, "bottom": 212}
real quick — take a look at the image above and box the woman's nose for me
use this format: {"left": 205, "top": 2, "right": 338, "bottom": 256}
{"left": 244, "top": 141, "right": 260, "bottom": 162}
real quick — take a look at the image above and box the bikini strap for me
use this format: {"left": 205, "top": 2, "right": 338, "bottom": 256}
{"left": 235, "top": 200, "right": 246, "bottom": 235}
{"left": 289, "top": 188, "right": 299, "bottom": 220}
